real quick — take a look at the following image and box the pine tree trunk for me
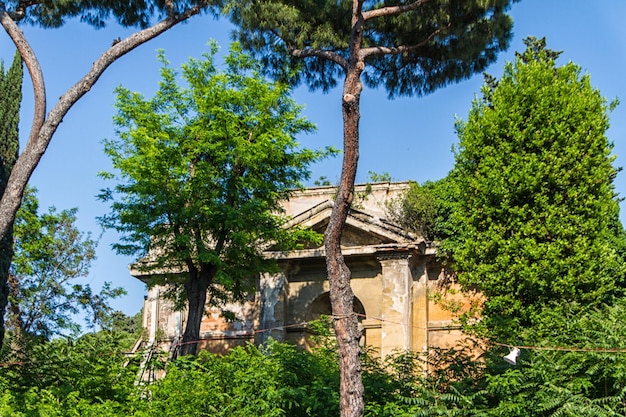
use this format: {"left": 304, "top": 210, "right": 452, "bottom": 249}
{"left": 179, "top": 266, "right": 212, "bottom": 356}
{"left": 325, "top": 26, "right": 365, "bottom": 414}
{"left": 0, "top": 234, "right": 11, "bottom": 351}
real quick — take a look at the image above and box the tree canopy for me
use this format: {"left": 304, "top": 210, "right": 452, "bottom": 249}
{"left": 3, "top": 0, "right": 219, "bottom": 28}
{"left": 99, "top": 42, "right": 332, "bottom": 356}
{"left": 228, "top": 0, "right": 517, "bottom": 97}
{"left": 3, "top": 0, "right": 220, "bottom": 29}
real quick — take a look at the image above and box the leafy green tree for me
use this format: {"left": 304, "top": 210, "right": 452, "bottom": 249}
{"left": 387, "top": 179, "right": 454, "bottom": 242}
{"left": 99, "top": 43, "right": 332, "bottom": 356}
{"left": 0, "top": 51, "right": 22, "bottom": 352}
{"left": 226, "top": 2, "right": 518, "bottom": 414}
{"left": 0, "top": 0, "right": 222, "bottom": 351}
{"left": 5, "top": 187, "right": 125, "bottom": 345}
{"left": 443, "top": 37, "right": 626, "bottom": 340}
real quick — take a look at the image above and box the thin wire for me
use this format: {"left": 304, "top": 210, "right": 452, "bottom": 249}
{"left": 4, "top": 312, "right": 626, "bottom": 367}
{"left": 492, "top": 341, "right": 626, "bottom": 354}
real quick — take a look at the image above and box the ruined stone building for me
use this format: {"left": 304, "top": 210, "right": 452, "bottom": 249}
{"left": 133, "top": 182, "right": 471, "bottom": 360}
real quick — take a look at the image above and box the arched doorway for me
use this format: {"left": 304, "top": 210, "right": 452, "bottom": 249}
{"left": 305, "top": 292, "right": 366, "bottom": 348}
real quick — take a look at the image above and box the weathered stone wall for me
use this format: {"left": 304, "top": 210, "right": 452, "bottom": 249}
{"left": 135, "top": 182, "right": 477, "bottom": 360}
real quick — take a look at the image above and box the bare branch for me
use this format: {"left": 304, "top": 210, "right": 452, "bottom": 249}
{"left": 362, "top": 0, "right": 431, "bottom": 21}
{"left": 359, "top": 23, "right": 449, "bottom": 59}
{"left": 165, "top": 0, "right": 175, "bottom": 17}
{"left": 290, "top": 48, "right": 349, "bottom": 70}
{"left": 0, "top": 1, "right": 210, "bottom": 240}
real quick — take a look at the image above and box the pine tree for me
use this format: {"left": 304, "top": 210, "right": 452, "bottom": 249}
{"left": 227, "top": 2, "right": 517, "bottom": 415}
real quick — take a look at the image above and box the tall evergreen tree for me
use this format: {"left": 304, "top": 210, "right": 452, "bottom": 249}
{"left": 0, "top": 52, "right": 22, "bottom": 351}
{"left": 444, "top": 37, "right": 626, "bottom": 341}
{"left": 227, "top": 2, "right": 518, "bottom": 415}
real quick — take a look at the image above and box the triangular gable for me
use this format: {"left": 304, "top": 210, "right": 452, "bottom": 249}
{"left": 283, "top": 199, "right": 419, "bottom": 248}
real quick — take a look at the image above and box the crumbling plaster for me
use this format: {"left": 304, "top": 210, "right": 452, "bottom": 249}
{"left": 134, "top": 182, "right": 470, "bottom": 359}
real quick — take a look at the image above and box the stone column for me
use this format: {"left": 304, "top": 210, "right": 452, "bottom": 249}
{"left": 257, "top": 271, "right": 287, "bottom": 344}
{"left": 411, "top": 260, "right": 429, "bottom": 355}
{"left": 377, "top": 252, "right": 413, "bottom": 357}
{"left": 146, "top": 286, "right": 160, "bottom": 344}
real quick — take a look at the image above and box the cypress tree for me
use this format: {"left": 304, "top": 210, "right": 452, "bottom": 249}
{"left": 445, "top": 38, "right": 626, "bottom": 341}
{"left": 0, "top": 51, "right": 23, "bottom": 350}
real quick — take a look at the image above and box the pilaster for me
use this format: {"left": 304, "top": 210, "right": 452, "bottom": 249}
{"left": 257, "top": 271, "right": 287, "bottom": 344}
{"left": 377, "top": 252, "right": 413, "bottom": 357}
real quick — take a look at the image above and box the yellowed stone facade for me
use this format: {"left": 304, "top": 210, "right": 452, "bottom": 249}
{"left": 134, "top": 182, "right": 470, "bottom": 358}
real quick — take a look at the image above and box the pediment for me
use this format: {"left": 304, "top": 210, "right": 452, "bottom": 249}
{"left": 283, "top": 200, "right": 419, "bottom": 249}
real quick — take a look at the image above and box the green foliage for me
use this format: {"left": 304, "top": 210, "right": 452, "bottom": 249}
{"left": 0, "top": 50, "right": 23, "bottom": 351}
{"left": 100, "top": 42, "right": 329, "bottom": 261}
{"left": 27, "top": 335, "right": 626, "bottom": 417}
{"left": 227, "top": 0, "right": 517, "bottom": 97}
{"left": 367, "top": 171, "right": 392, "bottom": 183}
{"left": 133, "top": 341, "right": 491, "bottom": 417}
{"left": 136, "top": 341, "right": 340, "bottom": 417}
{"left": 99, "top": 42, "right": 333, "bottom": 350}
{"left": 314, "top": 175, "right": 333, "bottom": 186}
{"left": 0, "top": 312, "right": 141, "bottom": 416}
{"left": 7, "top": 187, "right": 124, "bottom": 340}
{"left": 387, "top": 179, "right": 455, "bottom": 241}
{"left": 2, "top": 0, "right": 221, "bottom": 29}
{"left": 440, "top": 37, "right": 626, "bottom": 338}
{"left": 476, "top": 301, "right": 626, "bottom": 417}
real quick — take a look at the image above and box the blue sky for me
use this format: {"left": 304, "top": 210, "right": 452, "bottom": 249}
{"left": 1, "top": 0, "right": 625, "bottom": 318}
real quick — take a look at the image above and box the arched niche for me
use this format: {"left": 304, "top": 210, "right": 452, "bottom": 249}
{"left": 305, "top": 291, "right": 366, "bottom": 349}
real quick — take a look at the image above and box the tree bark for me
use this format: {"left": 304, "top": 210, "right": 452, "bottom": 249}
{"left": 179, "top": 265, "right": 213, "bottom": 356}
{"left": 0, "top": 2, "right": 209, "bottom": 242}
{"left": 324, "top": 2, "right": 365, "bottom": 416}
{"left": 0, "top": 232, "right": 12, "bottom": 350}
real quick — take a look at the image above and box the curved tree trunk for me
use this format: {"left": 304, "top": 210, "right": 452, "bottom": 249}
{"left": 324, "top": 3, "right": 365, "bottom": 416}
{"left": 0, "top": 2, "right": 210, "bottom": 242}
